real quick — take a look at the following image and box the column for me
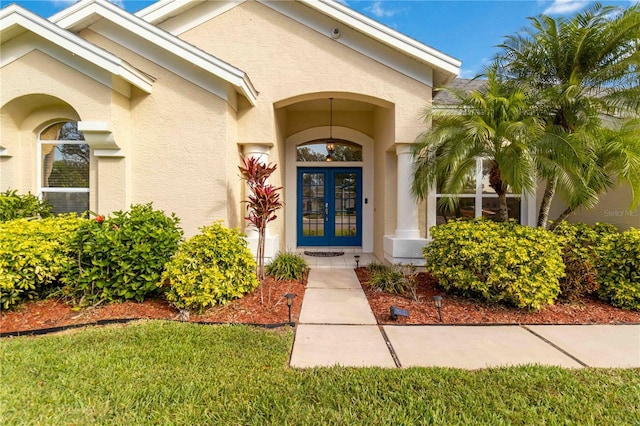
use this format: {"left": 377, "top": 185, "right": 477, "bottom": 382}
{"left": 383, "top": 143, "right": 427, "bottom": 265}
{"left": 395, "top": 144, "right": 421, "bottom": 239}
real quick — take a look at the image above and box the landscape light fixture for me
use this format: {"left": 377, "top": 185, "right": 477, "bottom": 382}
{"left": 354, "top": 255, "right": 360, "bottom": 268}
{"left": 285, "top": 293, "right": 296, "bottom": 326}
{"left": 326, "top": 98, "right": 335, "bottom": 161}
{"left": 390, "top": 305, "right": 409, "bottom": 321}
{"left": 432, "top": 295, "right": 443, "bottom": 322}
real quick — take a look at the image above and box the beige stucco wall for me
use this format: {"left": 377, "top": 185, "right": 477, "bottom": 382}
{"left": 1, "top": 50, "right": 113, "bottom": 202}
{"left": 74, "top": 29, "right": 239, "bottom": 237}
{"left": 180, "top": 1, "right": 431, "bottom": 142}
{"left": 1, "top": 31, "right": 244, "bottom": 237}
{"left": 2, "top": 1, "right": 440, "bottom": 257}
{"left": 542, "top": 183, "right": 639, "bottom": 231}
{"left": 179, "top": 0, "right": 433, "bottom": 256}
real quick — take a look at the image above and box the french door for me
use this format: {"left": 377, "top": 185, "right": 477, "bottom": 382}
{"left": 297, "top": 167, "right": 362, "bottom": 246}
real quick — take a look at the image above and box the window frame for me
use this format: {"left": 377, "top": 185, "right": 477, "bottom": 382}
{"left": 37, "top": 121, "right": 90, "bottom": 214}
{"left": 435, "top": 157, "right": 523, "bottom": 222}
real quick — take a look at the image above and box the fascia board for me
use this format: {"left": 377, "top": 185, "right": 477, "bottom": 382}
{"left": 258, "top": 0, "right": 431, "bottom": 86}
{"left": 300, "top": 0, "right": 460, "bottom": 76}
{"left": 141, "top": 0, "right": 244, "bottom": 36}
{"left": 2, "top": 33, "right": 132, "bottom": 98}
{"left": 1, "top": 5, "right": 153, "bottom": 94}
{"left": 135, "top": 0, "right": 206, "bottom": 23}
{"left": 126, "top": 0, "right": 460, "bottom": 78}
{"left": 54, "top": 0, "right": 258, "bottom": 106}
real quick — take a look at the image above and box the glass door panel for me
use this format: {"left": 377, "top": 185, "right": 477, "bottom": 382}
{"left": 334, "top": 172, "right": 358, "bottom": 238}
{"left": 301, "top": 172, "right": 325, "bottom": 238}
{"left": 297, "top": 168, "right": 361, "bottom": 246}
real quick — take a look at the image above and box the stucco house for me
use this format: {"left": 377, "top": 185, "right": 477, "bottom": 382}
{"left": 1, "top": 0, "right": 636, "bottom": 266}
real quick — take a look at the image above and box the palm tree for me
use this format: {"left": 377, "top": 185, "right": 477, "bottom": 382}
{"left": 549, "top": 118, "right": 640, "bottom": 230}
{"left": 411, "top": 68, "right": 543, "bottom": 222}
{"left": 498, "top": 3, "right": 640, "bottom": 228}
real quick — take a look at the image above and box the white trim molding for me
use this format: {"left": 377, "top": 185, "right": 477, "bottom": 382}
{"left": 133, "top": 0, "right": 460, "bottom": 88}
{"left": 49, "top": 0, "right": 258, "bottom": 106}
{"left": 77, "top": 121, "right": 121, "bottom": 156}
{"left": 0, "top": 4, "right": 154, "bottom": 96}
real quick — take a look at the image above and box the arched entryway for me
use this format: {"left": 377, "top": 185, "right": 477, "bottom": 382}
{"left": 275, "top": 93, "right": 395, "bottom": 255}
{"left": 285, "top": 125, "right": 375, "bottom": 252}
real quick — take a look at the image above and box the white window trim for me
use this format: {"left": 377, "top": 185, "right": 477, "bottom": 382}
{"left": 432, "top": 157, "right": 529, "bottom": 223}
{"left": 37, "top": 123, "right": 90, "bottom": 206}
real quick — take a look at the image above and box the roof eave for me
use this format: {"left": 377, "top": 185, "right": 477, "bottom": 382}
{"left": 300, "top": 0, "right": 460, "bottom": 77}
{"left": 51, "top": 0, "right": 257, "bottom": 106}
{"left": 1, "top": 4, "right": 154, "bottom": 94}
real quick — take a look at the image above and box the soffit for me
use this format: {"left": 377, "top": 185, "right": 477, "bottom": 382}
{"left": 49, "top": 0, "right": 257, "bottom": 107}
{"left": 0, "top": 4, "right": 154, "bottom": 97}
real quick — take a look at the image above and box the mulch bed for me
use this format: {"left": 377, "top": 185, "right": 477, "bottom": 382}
{"left": 1, "top": 277, "right": 305, "bottom": 335}
{"left": 356, "top": 268, "right": 640, "bottom": 325}
{"left": 3, "top": 268, "right": 639, "bottom": 335}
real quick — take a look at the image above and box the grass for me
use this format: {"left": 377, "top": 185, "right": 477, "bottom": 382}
{"left": 2, "top": 321, "right": 639, "bottom": 425}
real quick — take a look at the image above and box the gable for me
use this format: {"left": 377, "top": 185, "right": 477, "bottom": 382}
{"left": 49, "top": 0, "right": 257, "bottom": 108}
{"left": 0, "top": 4, "right": 153, "bottom": 97}
{"left": 135, "top": 0, "right": 460, "bottom": 88}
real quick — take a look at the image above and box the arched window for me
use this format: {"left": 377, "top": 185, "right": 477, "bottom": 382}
{"left": 297, "top": 140, "right": 362, "bottom": 162}
{"left": 39, "top": 121, "right": 89, "bottom": 215}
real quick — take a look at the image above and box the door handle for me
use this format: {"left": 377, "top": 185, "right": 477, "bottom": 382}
{"left": 325, "top": 203, "right": 329, "bottom": 220}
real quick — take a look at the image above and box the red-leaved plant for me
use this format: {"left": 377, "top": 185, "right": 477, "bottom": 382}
{"left": 239, "top": 156, "right": 283, "bottom": 281}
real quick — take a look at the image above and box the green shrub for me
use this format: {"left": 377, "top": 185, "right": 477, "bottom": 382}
{"left": 366, "top": 262, "right": 388, "bottom": 274}
{"left": 552, "top": 222, "right": 601, "bottom": 301}
{"left": 0, "top": 215, "right": 82, "bottom": 309}
{"left": 592, "top": 222, "right": 619, "bottom": 236}
{"left": 597, "top": 228, "right": 640, "bottom": 310}
{"left": 424, "top": 219, "right": 565, "bottom": 310}
{"left": 161, "top": 222, "right": 259, "bottom": 312}
{"left": 265, "top": 251, "right": 308, "bottom": 281}
{"left": 0, "top": 190, "right": 52, "bottom": 221}
{"left": 61, "top": 204, "right": 182, "bottom": 305}
{"left": 368, "top": 264, "right": 418, "bottom": 296}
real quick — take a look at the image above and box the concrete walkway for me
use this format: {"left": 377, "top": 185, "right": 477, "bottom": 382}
{"left": 290, "top": 265, "right": 640, "bottom": 369}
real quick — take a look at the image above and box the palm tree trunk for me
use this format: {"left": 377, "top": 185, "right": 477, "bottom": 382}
{"left": 497, "top": 191, "right": 509, "bottom": 222}
{"left": 548, "top": 207, "right": 574, "bottom": 231}
{"left": 537, "top": 177, "right": 557, "bottom": 229}
{"left": 489, "top": 163, "right": 509, "bottom": 222}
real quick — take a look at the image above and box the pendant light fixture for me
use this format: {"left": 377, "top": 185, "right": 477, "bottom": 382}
{"left": 326, "top": 98, "right": 335, "bottom": 161}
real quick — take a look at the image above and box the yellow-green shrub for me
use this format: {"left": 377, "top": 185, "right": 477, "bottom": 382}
{"left": 0, "top": 215, "right": 82, "bottom": 309}
{"left": 597, "top": 228, "right": 640, "bottom": 310}
{"left": 0, "top": 190, "right": 52, "bottom": 221}
{"left": 161, "top": 222, "right": 259, "bottom": 312}
{"left": 424, "top": 219, "right": 564, "bottom": 310}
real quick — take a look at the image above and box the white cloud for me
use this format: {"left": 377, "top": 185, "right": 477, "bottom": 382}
{"left": 459, "top": 69, "right": 480, "bottom": 79}
{"left": 543, "top": 0, "right": 589, "bottom": 15}
{"left": 365, "top": 0, "right": 399, "bottom": 18}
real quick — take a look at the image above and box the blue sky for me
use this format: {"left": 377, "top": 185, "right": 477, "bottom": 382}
{"left": 2, "top": 0, "right": 638, "bottom": 78}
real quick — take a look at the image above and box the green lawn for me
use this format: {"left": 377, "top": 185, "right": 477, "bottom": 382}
{"left": 1, "top": 322, "right": 638, "bottom": 425}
